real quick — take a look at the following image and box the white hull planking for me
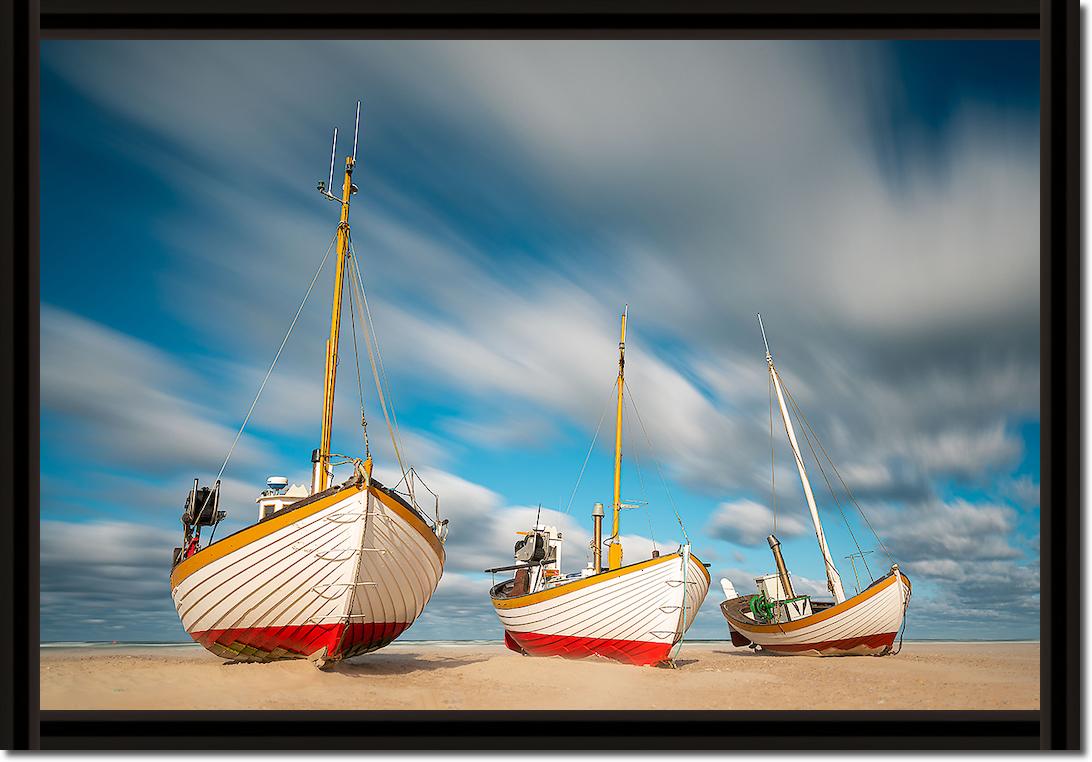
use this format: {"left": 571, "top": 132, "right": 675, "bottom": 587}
{"left": 722, "top": 571, "right": 910, "bottom": 656}
{"left": 493, "top": 550, "right": 709, "bottom": 664}
{"left": 171, "top": 483, "right": 443, "bottom": 661}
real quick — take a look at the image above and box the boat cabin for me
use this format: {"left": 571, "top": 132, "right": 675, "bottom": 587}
{"left": 256, "top": 476, "right": 309, "bottom": 521}
{"left": 752, "top": 572, "right": 814, "bottom": 622}
{"left": 511, "top": 523, "right": 563, "bottom": 594}
{"left": 488, "top": 523, "right": 590, "bottom": 597}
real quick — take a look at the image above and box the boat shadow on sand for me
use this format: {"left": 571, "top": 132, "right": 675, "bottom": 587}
{"left": 336, "top": 654, "right": 493, "bottom": 676}
{"left": 710, "top": 649, "right": 770, "bottom": 658}
{"left": 221, "top": 654, "right": 490, "bottom": 676}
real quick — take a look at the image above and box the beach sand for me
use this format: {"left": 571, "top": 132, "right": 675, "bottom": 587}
{"left": 40, "top": 641, "right": 1039, "bottom": 711}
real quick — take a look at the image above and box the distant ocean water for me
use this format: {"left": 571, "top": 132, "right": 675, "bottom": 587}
{"left": 40, "top": 638, "right": 1040, "bottom": 647}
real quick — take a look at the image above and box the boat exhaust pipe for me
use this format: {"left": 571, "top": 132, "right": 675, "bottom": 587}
{"left": 592, "top": 502, "right": 605, "bottom": 573}
{"left": 767, "top": 534, "right": 796, "bottom": 599}
{"left": 310, "top": 448, "right": 322, "bottom": 495}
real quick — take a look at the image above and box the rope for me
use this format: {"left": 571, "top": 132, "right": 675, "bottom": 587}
{"left": 770, "top": 368, "right": 842, "bottom": 587}
{"left": 410, "top": 467, "right": 442, "bottom": 527}
{"left": 208, "top": 230, "right": 338, "bottom": 490}
{"left": 779, "top": 369, "right": 870, "bottom": 578}
{"left": 410, "top": 467, "right": 440, "bottom": 502}
{"left": 625, "top": 403, "right": 657, "bottom": 552}
{"left": 890, "top": 567, "right": 912, "bottom": 655}
{"left": 778, "top": 368, "right": 893, "bottom": 567}
{"left": 344, "top": 235, "right": 408, "bottom": 486}
{"left": 669, "top": 544, "right": 691, "bottom": 664}
{"left": 352, "top": 238, "right": 411, "bottom": 497}
{"left": 798, "top": 409, "right": 895, "bottom": 566}
{"left": 623, "top": 380, "right": 689, "bottom": 544}
{"left": 562, "top": 380, "right": 616, "bottom": 515}
{"left": 345, "top": 250, "right": 370, "bottom": 456}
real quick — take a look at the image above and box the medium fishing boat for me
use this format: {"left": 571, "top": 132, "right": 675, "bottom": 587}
{"left": 169, "top": 105, "right": 447, "bottom": 667}
{"left": 718, "top": 315, "right": 910, "bottom": 656}
{"left": 487, "top": 308, "right": 710, "bottom": 667}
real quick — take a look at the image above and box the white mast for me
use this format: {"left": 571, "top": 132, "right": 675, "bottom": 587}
{"left": 758, "top": 315, "right": 846, "bottom": 604}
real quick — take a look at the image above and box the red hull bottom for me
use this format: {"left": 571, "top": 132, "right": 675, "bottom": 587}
{"left": 758, "top": 631, "right": 898, "bottom": 656}
{"left": 191, "top": 621, "right": 410, "bottom": 663}
{"left": 504, "top": 630, "right": 673, "bottom": 666}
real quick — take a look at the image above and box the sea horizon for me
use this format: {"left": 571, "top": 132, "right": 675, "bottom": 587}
{"left": 39, "top": 638, "right": 1042, "bottom": 648}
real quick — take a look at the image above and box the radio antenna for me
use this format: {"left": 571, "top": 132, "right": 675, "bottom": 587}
{"left": 352, "top": 100, "right": 361, "bottom": 163}
{"left": 327, "top": 127, "right": 338, "bottom": 193}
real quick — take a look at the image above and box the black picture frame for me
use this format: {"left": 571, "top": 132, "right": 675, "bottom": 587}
{"left": 2, "top": 0, "right": 1079, "bottom": 750}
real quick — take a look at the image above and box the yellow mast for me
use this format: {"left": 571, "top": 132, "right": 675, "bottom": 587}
{"left": 314, "top": 155, "right": 356, "bottom": 494}
{"left": 607, "top": 306, "right": 628, "bottom": 570}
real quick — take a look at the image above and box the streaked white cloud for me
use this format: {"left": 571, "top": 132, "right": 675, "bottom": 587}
{"left": 706, "top": 499, "right": 809, "bottom": 547}
{"left": 40, "top": 305, "right": 270, "bottom": 474}
{"left": 879, "top": 498, "right": 1022, "bottom": 563}
{"left": 40, "top": 520, "right": 184, "bottom": 641}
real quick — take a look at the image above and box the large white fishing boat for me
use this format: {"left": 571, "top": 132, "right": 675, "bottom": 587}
{"left": 719, "top": 316, "right": 910, "bottom": 656}
{"left": 488, "top": 308, "right": 710, "bottom": 666}
{"left": 169, "top": 105, "right": 447, "bottom": 667}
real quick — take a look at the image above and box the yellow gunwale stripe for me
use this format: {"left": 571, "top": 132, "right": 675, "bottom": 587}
{"left": 491, "top": 551, "right": 707, "bottom": 610}
{"left": 170, "top": 483, "right": 444, "bottom": 590}
{"left": 724, "top": 571, "right": 910, "bottom": 634}
{"left": 690, "top": 553, "right": 712, "bottom": 584}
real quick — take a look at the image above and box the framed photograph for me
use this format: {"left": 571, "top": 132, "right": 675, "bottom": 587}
{"left": 2, "top": 0, "right": 1078, "bottom": 751}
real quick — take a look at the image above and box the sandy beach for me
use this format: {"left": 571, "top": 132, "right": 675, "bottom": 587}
{"left": 40, "top": 641, "right": 1038, "bottom": 711}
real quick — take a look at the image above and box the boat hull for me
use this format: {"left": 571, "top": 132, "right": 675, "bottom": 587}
{"left": 720, "top": 570, "right": 910, "bottom": 657}
{"left": 491, "top": 550, "right": 710, "bottom": 666}
{"left": 170, "top": 481, "right": 444, "bottom": 663}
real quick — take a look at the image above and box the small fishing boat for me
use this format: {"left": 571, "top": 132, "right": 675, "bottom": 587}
{"left": 170, "top": 105, "right": 447, "bottom": 667}
{"left": 487, "top": 308, "right": 710, "bottom": 667}
{"left": 719, "top": 316, "right": 911, "bottom": 656}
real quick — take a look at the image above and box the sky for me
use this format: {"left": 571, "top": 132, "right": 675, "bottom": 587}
{"left": 39, "top": 39, "right": 1040, "bottom": 644}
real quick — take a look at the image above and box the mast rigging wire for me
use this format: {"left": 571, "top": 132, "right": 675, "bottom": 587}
{"left": 344, "top": 233, "right": 411, "bottom": 493}
{"left": 562, "top": 380, "right": 617, "bottom": 515}
{"left": 778, "top": 371, "right": 894, "bottom": 566}
{"left": 769, "top": 366, "right": 844, "bottom": 586}
{"left": 776, "top": 368, "right": 866, "bottom": 556}
{"left": 622, "top": 379, "right": 689, "bottom": 544}
{"left": 211, "top": 230, "right": 339, "bottom": 488}
{"left": 344, "top": 250, "right": 370, "bottom": 456}
{"left": 625, "top": 408, "right": 657, "bottom": 552}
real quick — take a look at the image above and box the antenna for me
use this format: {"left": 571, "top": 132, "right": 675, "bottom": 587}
{"left": 757, "top": 313, "right": 772, "bottom": 359}
{"left": 327, "top": 127, "right": 338, "bottom": 193}
{"left": 352, "top": 100, "right": 361, "bottom": 164}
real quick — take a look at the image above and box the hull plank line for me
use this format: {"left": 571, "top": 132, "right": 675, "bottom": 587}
{"left": 173, "top": 483, "right": 443, "bottom": 663}
{"left": 721, "top": 571, "right": 909, "bottom": 657}
{"left": 492, "top": 552, "right": 709, "bottom": 666}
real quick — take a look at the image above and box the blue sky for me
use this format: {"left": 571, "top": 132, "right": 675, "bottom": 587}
{"left": 39, "top": 40, "right": 1040, "bottom": 643}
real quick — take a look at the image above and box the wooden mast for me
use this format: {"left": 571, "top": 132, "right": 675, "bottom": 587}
{"left": 314, "top": 107, "right": 361, "bottom": 495}
{"left": 607, "top": 306, "right": 628, "bottom": 570}
{"left": 758, "top": 315, "right": 846, "bottom": 603}
{"left": 314, "top": 155, "right": 354, "bottom": 494}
